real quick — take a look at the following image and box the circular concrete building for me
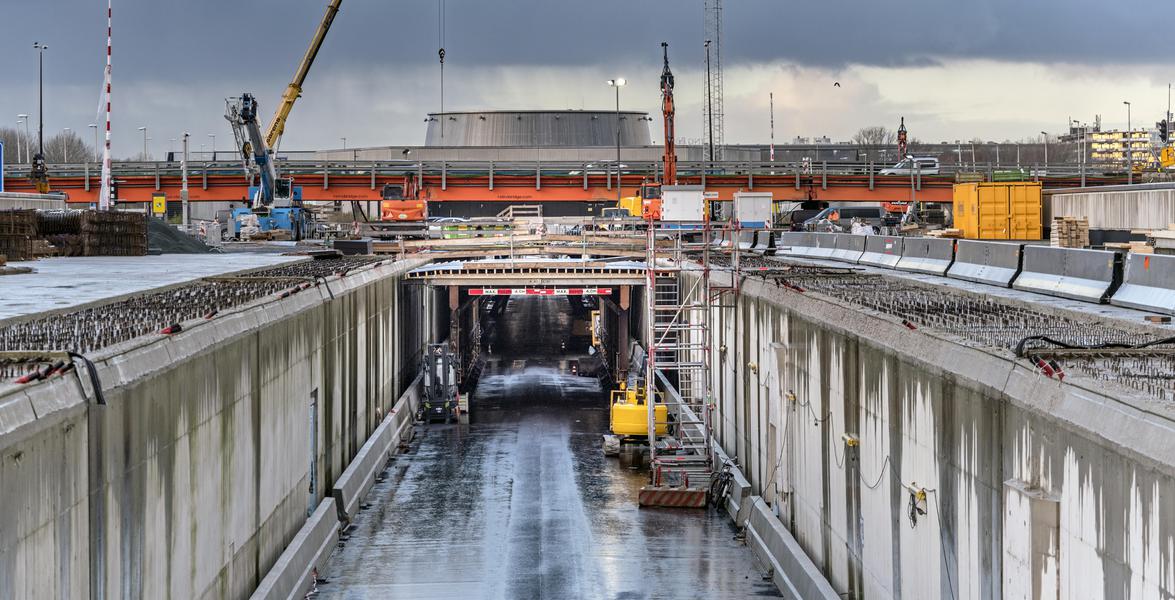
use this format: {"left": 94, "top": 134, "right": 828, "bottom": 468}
{"left": 425, "top": 110, "right": 652, "bottom": 147}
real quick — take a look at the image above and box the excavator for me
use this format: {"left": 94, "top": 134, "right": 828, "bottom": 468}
{"left": 223, "top": 0, "right": 343, "bottom": 237}
{"left": 613, "top": 42, "right": 676, "bottom": 221}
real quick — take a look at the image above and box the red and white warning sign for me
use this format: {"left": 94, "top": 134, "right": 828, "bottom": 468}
{"left": 468, "top": 287, "right": 613, "bottom": 296}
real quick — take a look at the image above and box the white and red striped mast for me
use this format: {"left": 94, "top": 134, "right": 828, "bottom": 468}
{"left": 98, "top": 0, "right": 112, "bottom": 210}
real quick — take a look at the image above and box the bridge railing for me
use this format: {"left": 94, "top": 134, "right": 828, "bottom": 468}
{"left": 1, "top": 158, "right": 1129, "bottom": 184}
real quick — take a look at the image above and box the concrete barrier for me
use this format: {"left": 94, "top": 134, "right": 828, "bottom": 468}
{"left": 857, "top": 235, "right": 904, "bottom": 268}
{"left": 332, "top": 374, "right": 422, "bottom": 522}
{"left": 946, "top": 240, "right": 1024, "bottom": 288}
{"left": 1012, "top": 246, "right": 1120, "bottom": 303}
{"left": 744, "top": 497, "right": 841, "bottom": 600}
{"left": 829, "top": 234, "right": 866, "bottom": 264}
{"left": 1110, "top": 253, "right": 1175, "bottom": 314}
{"left": 778, "top": 232, "right": 838, "bottom": 260}
{"left": 777, "top": 232, "right": 811, "bottom": 257}
{"left": 895, "top": 237, "right": 956, "bottom": 275}
{"left": 250, "top": 499, "right": 340, "bottom": 600}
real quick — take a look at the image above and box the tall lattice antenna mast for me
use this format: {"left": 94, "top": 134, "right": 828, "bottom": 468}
{"left": 703, "top": 0, "right": 724, "bottom": 162}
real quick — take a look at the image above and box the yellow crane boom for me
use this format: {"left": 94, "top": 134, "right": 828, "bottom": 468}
{"left": 264, "top": 0, "right": 343, "bottom": 149}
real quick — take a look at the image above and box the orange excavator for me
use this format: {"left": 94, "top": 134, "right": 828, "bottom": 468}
{"left": 617, "top": 42, "right": 676, "bottom": 220}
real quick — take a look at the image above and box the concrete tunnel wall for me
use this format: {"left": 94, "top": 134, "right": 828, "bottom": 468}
{"left": 690, "top": 272, "right": 1175, "bottom": 599}
{"left": 0, "top": 259, "right": 431, "bottom": 600}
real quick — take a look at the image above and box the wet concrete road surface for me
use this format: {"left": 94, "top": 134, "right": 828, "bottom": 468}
{"left": 315, "top": 297, "right": 779, "bottom": 599}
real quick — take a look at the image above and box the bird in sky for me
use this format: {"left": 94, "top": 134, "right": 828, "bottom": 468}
{"left": 833, "top": 82, "right": 841, "bottom": 87}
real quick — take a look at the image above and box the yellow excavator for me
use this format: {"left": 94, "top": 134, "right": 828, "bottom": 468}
{"left": 609, "top": 382, "right": 667, "bottom": 438}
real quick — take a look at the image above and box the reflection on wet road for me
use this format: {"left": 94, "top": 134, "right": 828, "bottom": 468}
{"left": 315, "top": 298, "right": 779, "bottom": 599}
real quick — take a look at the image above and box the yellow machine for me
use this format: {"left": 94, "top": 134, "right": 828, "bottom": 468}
{"left": 1161, "top": 146, "right": 1175, "bottom": 170}
{"left": 265, "top": 0, "right": 343, "bottom": 150}
{"left": 609, "top": 384, "right": 667, "bottom": 437}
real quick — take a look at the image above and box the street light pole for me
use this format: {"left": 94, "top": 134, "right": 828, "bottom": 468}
{"left": 138, "top": 126, "right": 148, "bottom": 159}
{"left": 208, "top": 133, "right": 216, "bottom": 160}
{"left": 88, "top": 124, "right": 98, "bottom": 162}
{"left": 181, "top": 132, "right": 190, "bottom": 228}
{"left": 1124, "top": 101, "right": 1132, "bottom": 184}
{"left": 705, "top": 40, "right": 715, "bottom": 167}
{"left": 17, "top": 115, "right": 28, "bottom": 163}
{"left": 62, "top": 127, "right": 71, "bottom": 162}
{"left": 340, "top": 137, "right": 347, "bottom": 150}
{"left": 607, "top": 78, "right": 626, "bottom": 203}
{"left": 31, "top": 42, "right": 49, "bottom": 192}
{"left": 1040, "top": 131, "right": 1048, "bottom": 169}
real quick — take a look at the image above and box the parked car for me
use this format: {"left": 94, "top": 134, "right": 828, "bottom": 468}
{"left": 879, "top": 156, "right": 940, "bottom": 176}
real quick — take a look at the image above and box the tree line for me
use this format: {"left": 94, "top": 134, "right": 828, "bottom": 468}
{"left": 0, "top": 128, "right": 98, "bottom": 164}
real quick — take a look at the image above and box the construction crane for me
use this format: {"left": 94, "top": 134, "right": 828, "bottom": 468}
{"left": 225, "top": 94, "right": 283, "bottom": 208}
{"left": 266, "top": 0, "right": 343, "bottom": 151}
{"left": 611, "top": 43, "right": 677, "bottom": 221}
{"left": 661, "top": 41, "right": 677, "bottom": 186}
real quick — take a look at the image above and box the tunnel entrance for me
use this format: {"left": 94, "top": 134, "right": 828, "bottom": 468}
{"left": 472, "top": 295, "right": 608, "bottom": 415}
{"left": 421, "top": 283, "right": 645, "bottom": 420}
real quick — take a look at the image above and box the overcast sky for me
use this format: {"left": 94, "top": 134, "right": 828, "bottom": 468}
{"left": 2, "top": 0, "right": 1173, "bottom": 158}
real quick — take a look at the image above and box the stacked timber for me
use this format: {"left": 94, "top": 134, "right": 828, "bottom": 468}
{"left": 1050, "top": 216, "right": 1089, "bottom": 248}
{"left": 1150, "top": 224, "right": 1175, "bottom": 255}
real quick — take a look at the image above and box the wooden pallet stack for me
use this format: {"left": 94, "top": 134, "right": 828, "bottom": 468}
{"left": 1150, "top": 224, "right": 1175, "bottom": 255}
{"left": 1050, "top": 216, "right": 1089, "bottom": 248}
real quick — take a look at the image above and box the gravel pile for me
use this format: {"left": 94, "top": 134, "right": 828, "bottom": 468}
{"left": 147, "top": 218, "right": 213, "bottom": 254}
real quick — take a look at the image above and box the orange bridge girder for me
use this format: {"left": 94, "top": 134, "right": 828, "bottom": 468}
{"left": 1, "top": 162, "right": 1125, "bottom": 206}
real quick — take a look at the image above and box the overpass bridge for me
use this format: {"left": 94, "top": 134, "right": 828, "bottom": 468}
{"left": 2, "top": 159, "right": 1126, "bottom": 210}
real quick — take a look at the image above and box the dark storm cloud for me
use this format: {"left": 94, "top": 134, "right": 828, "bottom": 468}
{"left": 1, "top": 0, "right": 1164, "bottom": 88}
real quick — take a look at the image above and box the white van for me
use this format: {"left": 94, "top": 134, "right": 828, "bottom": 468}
{"left": 879, "top": 156, "right": 940, "bottom": 175}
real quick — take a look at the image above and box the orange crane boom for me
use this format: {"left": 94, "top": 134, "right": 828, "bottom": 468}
{"left": 661, "top": 42, "right": 677, "bottom": 185}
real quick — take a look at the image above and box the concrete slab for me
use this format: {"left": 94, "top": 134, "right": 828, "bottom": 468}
{"left": 0, "top": 254, "right": 299, "bottom": 321}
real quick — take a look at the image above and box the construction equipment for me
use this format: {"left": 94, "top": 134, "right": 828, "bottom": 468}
{"left": 266, "top": 0, "right": 343, "bottom": 151}
{"left": 224, "top": 95, "right": 312, "bottom": 239}
{"left": 609, "top": 383, "right": 667, "bottom": 438}
{"left": 422, "top": 343, "right": 459, "bottom": 423}
{"left": 379, "top": 177, "right": 427, "bottom": 222}
{"left": 613, "top": 43, "right": 676, "bottom": 220}
{"left": 220, "top": 1, "right": 343, "bottom": 236}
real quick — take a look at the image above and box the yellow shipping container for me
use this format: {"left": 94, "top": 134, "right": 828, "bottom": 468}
{"left": 952, "top": 181, "right": 1042, "bottom": 240}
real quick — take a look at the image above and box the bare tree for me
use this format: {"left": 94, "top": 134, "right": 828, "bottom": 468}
{"left": 0, "top": 128, "right": 31, "bottom": 164}
{"left": 853, "top": 126, "right": 896, "bottom": 161}
{"left": 43, "top": 131, "right": 96, "bottom": 163}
